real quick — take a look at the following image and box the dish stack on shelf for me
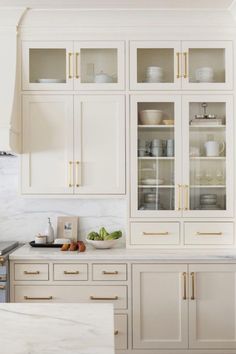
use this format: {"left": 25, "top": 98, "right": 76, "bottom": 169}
{"left": 145, "top": 66, "right": 163, "bottom": 83}
{"left": 200, "top": 194, "right": 221, "bottom": 210}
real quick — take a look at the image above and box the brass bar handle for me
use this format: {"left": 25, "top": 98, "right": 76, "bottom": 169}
{"left": 183, "top": 52, "right": 188, "bottom": 78}
{"left": 177, "top": 184, "right": 182, "bottom": 211}
{"left": 24, "top": 271, "right": 40, "bottom": 275}
{"left": 0, "top": 285, "right": 6, "bottom": 290}
{"left": 182, "top": 272, "right": 187, "bottom": 300}
{"left": 24, "top": 296, "right": 53, "bottom": 300}
{"left": 75, "top": 52, "right": 80, "bottom": 79}
{"left": 184, "top": 185, "right": 189, "bottom": 211}
{"left": 102, "top": 271, "right": 118, "bottom": 275}
{"left": 114, "top": 330, "right": 119, "bottom": 335}
{"left": 68, "top": 52, "right": 73, "bottom": 79}
{"left": 196, "top": 232, "right": 222, "bottom": 236}
{"left": 190, "top": 272, "right": 195, "bottom": 300}
{"left": 176, "top": 52, "right": 181, "bottom": 78}
{"left": 90, "top": 296, "right": 118, "bottom": 301}
{"left": 69, "top": 161, "right": 73, "bottom": 188}
{"left": 64, "top": 271, "right": 80, "bottom": 275}
{"left": 143, "top": 232, "right": 169, "bottom": 236}
{"left": 75, "top": 161, "right": 80, "bottom": 187}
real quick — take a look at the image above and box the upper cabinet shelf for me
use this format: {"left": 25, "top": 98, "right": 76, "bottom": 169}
{"left": 22, "top": 41, "right": 125, "bottom": 91}
{"left": 130, "top": 40, "right": 233, "bottom": 91}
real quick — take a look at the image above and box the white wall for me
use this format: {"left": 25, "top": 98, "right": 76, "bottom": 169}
{"left": 0, "top": 156, "right": 126, "bottom": 244}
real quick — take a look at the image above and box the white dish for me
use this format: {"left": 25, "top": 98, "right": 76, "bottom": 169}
{"left": 54, "top": 238, "right": 71, "bottom": 245}
{"left": 139, "top": 110, "right": 163, "bottom": 125}
{"left": 141, "top": 178, "right": 164, "bottom": 185}
{"left": 86, "top": 238, "right": 119, "bottom": 249}
{"left": 36, "top": 79, "right": 66, "bottom": 83}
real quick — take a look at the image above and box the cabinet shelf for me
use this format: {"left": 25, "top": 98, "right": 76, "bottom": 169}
{"left": 138, "top": 185, "right": 174, "bottom": 188}
{"left": 138, "top": 157, "right": 175, "bottom": 160}
{"left": 190, "top": 185, "right": 226, "bottom": 188}
{"left": 189, "top": 125, "right": 226, "bottom": 129}
{"left": 190, "top": 157, "right": 226, "bottom": 160}
{"left": 138, "top": 125, "right": 174, "bottom": 129}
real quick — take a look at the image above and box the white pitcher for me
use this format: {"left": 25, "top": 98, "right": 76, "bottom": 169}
{"left": 204, "top": 140, "right": 225, "bottom": 157}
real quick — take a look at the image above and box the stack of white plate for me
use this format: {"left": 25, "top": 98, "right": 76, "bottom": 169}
{"left": 145, "top": 66, "right": 163, "bottom": 83}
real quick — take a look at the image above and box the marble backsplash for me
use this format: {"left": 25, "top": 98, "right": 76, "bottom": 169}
{"left": 0, "top": 156, "right": 127, "bottom": 244}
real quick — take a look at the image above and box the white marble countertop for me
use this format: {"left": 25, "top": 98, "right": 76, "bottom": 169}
{"left": 0, "top": 303, "right": 114, "bottom": 354}
{"left": 9, "top": 244, "right": 236, "bottom": 262}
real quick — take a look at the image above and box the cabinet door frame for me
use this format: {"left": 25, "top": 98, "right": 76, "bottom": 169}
{"left": 74, "top": 94, "right": 126, "bottom": 195}
{"left": 182, "top": 94, "right": 234, "bottom": 217}
{"left": 189, "top": 264, "right": 236, "bottom": 349}
{"left": 130, "top": 95, "right": 182, "bottom": 218}
{"left": 21, "top": 95, "right": 74, "bottom": 194}
{"left": 132, "top": 263, "right": 188, "bottom": 349}
{"left": 22, "top": 41, "right": 74, "bottom": 91}
{"left": 73, "top": 41, "right": 125, "bottom": 90}
{"left": 181, "top": 40, "right": 233, "bottom": 91}
{"left": 129, "top": 40, "right": 182, "bottom": 90}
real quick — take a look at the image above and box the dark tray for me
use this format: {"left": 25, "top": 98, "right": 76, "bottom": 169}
{"left": 29, "top": 241, "right": 61, "bottom": 248}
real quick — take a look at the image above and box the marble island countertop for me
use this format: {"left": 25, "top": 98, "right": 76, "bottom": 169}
{"left": 9, "top": 244, "right": 236, "bottom": 262}
{"left": 0, "top": 303, "right": 114, "bottom": 354}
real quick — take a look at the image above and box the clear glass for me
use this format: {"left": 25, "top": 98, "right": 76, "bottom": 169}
{"left": 137, "top": 102, "right": 175, "bottom": 211}
{"left": 189, "top": 101, "right": 226, "bottom": 211}
{"left": 137, "top": 48, "right": 174, "bottom": 83}
{"left": 80, "top": 48, "right": 118, "bottom": 83}
{"left": 188, "top": 48, "right": 225, "bottom": 83}
{"left": 29, "top": 49, "right": 66, "bottom": 83}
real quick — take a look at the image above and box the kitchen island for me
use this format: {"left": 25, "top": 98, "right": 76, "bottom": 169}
{"left": 0, "top": 303, "right": 114, "bottom": 354}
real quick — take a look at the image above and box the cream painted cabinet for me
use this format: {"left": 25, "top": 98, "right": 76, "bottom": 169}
{"left": 21, "top": 95, "right": 74, "bottom": 194}
{"left": 74, "top": 95, "right": 125, "bottom": 194}
{"left": 132, "top": 264, "right": 188, "bottom": 349}
{"left": 189, "top": 264, "right": 236, "bottom": 349}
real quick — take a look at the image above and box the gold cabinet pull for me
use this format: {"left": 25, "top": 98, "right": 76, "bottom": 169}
{"left": 176, "top": 52, "right": 181, "bottom": 78}
{"left": 90, "top": 296, "right": 118, "bottom": 301}
{"left": 182, "top": 272, "right": 187, "bottom": 300}
{"left": 24, "top": 296, "right": 53, "bottom": 300}
{"left": 0, "top": 257, "right": 5, "bottom": 266}
{"left": 184, "top": 185, "right": 189, "bottom": 210}
{"left": 75, "top": 161, "right": 80, "bottom": 187}
{"left": 196, "top": 232, "right": 222, "bottom": 236}
{"left": 64, "top": 270, "right": 80, "bottom": 275}
{"left": 190, "top": 272, "right": 195, "bottom": 300}
{"left": 102, "top": 271, "right": 118, "bottom": 275}
{"left": 75, "top": 52, "right": 80, "bottom": 79}
{"left": 69, "top": 161, "right": 73, "bottom": 187}
{"left": 0, "top": 285, "right": 6, "bottom": 290}
{"left": 177, "top": 184, "right": 182, "bottom": 210}
{"left": 143, "top": 232, "right": 169, "bottom": 236}
{"left": 183, "top": 52, "right": 188, "bottom": 78}
{"left": 24, "top": 271, "right": 40, "bottom": 275}
{"left": 114, "top": 330, "right": 119, "bottom": 335}
{"left": 68, "top": 52, "right": 73, "bottom": 79}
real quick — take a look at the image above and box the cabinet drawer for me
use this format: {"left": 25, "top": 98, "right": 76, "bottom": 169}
{"left": 114, "top": 314, "right": 128, "bottom": 350}
{"left": 130, "top": 222, "right": 180, "bottom": 245}
{"left": 14, "top": 285, "right": 127, "bottom": 309}
{"left": 184, "top": 222, "right": 234, "bottom": 245}
{"left": 92, "top": 264, "right": 127, "bottom": 281}
{"left": 53, "top": 264, "right": 88, "bottom": 281}
{"left": 14, "top": 263, "right": 49, "bottom": 281}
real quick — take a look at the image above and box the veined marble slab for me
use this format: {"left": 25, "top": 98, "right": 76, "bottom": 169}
{"left": 9, "top": 244, "right": 236, "bottom": 262}
{"left": 0, "top": 303, "right": 114, "bottom": 354}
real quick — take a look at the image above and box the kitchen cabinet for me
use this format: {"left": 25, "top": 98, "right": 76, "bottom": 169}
{"left": 132, "top": 264, "right": 188, "bottom": 349}
{"left": 22, "top": 94, "right": 125, "bottom": 195}
{"left": 130, "top": 40, "right": 233, "bottom": 90}
{"left": 22, "top": 41, "right": 125, "bottom": 91}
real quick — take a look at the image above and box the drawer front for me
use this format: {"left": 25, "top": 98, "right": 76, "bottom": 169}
{"left": 93, "top": 264, "right": 127, "bottom": 281}
{"left": 184, "top": 222, "right": 234, "bottom": 245}
{"left": 53, "top": 264, "right": 88, "bottom": 281}
{"left": 114, "top": 314, "right": 128, "bottom": 350}
{"left": 130, "top": 222, "right": 180, "bottom": 245}
{"left": 14, "top": 285, "right": 127, "bottom": 309}
{"left": 14, "top": 263, "right": 49, "bottom": 281}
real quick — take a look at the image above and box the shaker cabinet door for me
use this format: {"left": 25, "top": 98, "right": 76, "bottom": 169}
{"left": 21, "top": 95, "right": 74, "bottom": 194}
{"left": 74, "top": 95, "right": 125, "bottom": 194}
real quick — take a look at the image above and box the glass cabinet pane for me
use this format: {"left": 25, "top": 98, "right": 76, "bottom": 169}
{"left": 137, "top": 102, "right": 176, "bottom": 211}
{"left": 188, "top": 101, "right": 226, "bottom": 211}
{"left": 29, "top": 48, "right": 67, "bottom": 84}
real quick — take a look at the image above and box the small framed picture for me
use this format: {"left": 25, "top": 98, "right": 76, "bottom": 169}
{"left": 57, "top": 216, "right": 78, "bottom": 242}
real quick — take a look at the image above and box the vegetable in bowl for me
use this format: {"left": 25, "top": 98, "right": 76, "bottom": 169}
{"left": 87, "top": 227, "right": 122, "bottom": 241}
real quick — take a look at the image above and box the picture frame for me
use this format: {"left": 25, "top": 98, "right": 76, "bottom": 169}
{"left": 57, "top": 216, "right": 78, "bottom": 242}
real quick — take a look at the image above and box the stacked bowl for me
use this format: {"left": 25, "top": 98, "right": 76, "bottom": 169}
{"left": 145, "top": 66, "right": 163, "bottom": 83}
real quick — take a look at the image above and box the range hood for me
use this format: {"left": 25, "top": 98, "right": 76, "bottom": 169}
{"left": 0, "top": 8, "right": 26, "bottom": 153}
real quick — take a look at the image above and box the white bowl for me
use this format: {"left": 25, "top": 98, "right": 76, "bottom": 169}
{"left": 195, "top": 67, "right": 214, "bottom": 82}
{"left": 86, "top": 238, "right": 119, "bottom": 249}
{"left": 139, "top": 110, "right": 163, "bottom": 125}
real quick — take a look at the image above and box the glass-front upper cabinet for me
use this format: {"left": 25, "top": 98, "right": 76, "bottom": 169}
{"left": 130, "top": 95, "right": 182, "bottom": 217}
{"left": 181, "top": 41, "right": 233, "bottom": 90}
{"left": 22, "top": 41, "right": 125, "bottom": 91}
{"left": 130, "top": 41, "right": 182, "bottom": 90}
{"left": 182, "top": 95, "right": 233, "bottom": 217}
